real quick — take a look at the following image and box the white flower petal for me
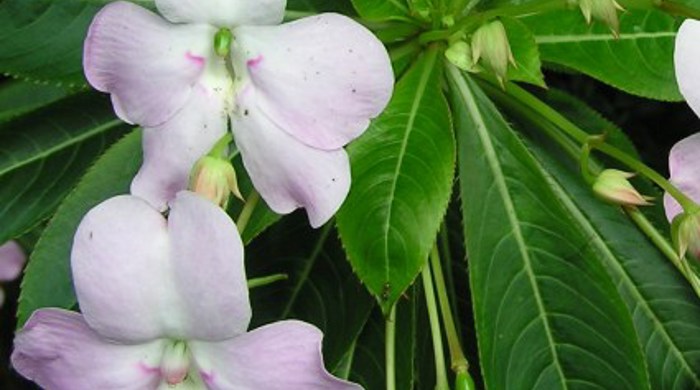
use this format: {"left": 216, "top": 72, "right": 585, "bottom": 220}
{"left": 72, "top": 192, "right": 249, "bottom": 342}
{"left": 12, "top": 309, "right": 165, "bottom": 390}
{"left": 675, "top": 19, "right": 700, "bottom": 117}
{"left": 232, "top": 90, "right": 351, "bottom": 228}
{"left": 84, "top": 1, "right": 215, "bottom": 127}
{"left": 156, "top": 0, "right": 286, "bottom": 27}
{"left": 664, "top": 132, "right": 700, "bottom": 221}
{"left": 131, "top": 89, "right": 228, "bottom": 211}
{"left": 190, "top": 321, "right": 363, "bottom": 390}
{"left": 232, "top": 13, "right": 393, "bottom": 150}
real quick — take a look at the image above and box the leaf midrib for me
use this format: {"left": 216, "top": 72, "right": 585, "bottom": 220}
{"left": 535, "top": 31, "right": 675, "bottom": 44}
{"left": 0, "top": 118, "right": 123, "bottom": 176}
{"left": 449, "top": 65, "right": 568, "bottom": 389}
{"left": 381, "top": 49, "right": 438, "bottom": 282}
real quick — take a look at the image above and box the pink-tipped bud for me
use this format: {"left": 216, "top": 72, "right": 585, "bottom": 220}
{"left": 672, "top": 212, "right": 700, "bottom": 260}
{"left": 161, "top": 342, "right": 190, "bottom": 385}
{"left": 189, "top": 156, "right": 243, "bottom": 208}
{"left": 592, "top": 169, "right": 653, "bottom": 206}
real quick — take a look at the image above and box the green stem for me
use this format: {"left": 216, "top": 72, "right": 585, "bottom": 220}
{"left": 497, "top": 80, "right": 699, "bottom": 213}
{"left": 430, "top": 245, "right": 471, "bottom": 378}
{"left": 247, "top": 273, "right": 288, "bottom": 289}
{"left": 626, "top": 209, "right": 700, "bottom": 297}
{"left": 208, "top": 133, "right": 233, "bottom": 159}
{"left": 385, "top": 305, "right": 397, "bottom": 390}
{"left": 479, "top": 76, "right": 700, "bottom": 296}
{"left": 421, "top": 0, "right": 567, "bottom": 43}
{"left": 236, "top": 191, "right": 260, "bottom": 234}
{"left": 657, "top": 0, "right": 700, "bottom": 19}
{"left": 422, "top": 265, "right": 450, "bottom": 390}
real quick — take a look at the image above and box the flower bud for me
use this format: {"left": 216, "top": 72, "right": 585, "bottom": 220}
{"left": 471, "top": 20, "right": 515, "bottom": 85}
{"left": 189, "top": 156, "right": 243, "bottom": 208}
{"left": 672, "top": 212, "right": 700, "bottom": 260}
{"left": 576, "top": 0, "right": 624, "bottom": 35}
{"left": 161, "top": 341, "right": 190, "bottom": 385}
{"left": 592, "top": 169, "right": 652, "bottom": 206}
{"left": 445, "top": 41, "right": 478, "bottom": 72}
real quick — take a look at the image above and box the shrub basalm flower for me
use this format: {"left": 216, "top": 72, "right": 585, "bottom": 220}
{"left": 0, "top": 240, "right": 25, "bottom": 308}
{"left": 11, "top": 192, "right": 361, "bottom": 389}
{"left": 84, "top": 0, "right": 393, "bottom": 227}
{"left": 664, "top": 19, "right": 700, "bottom": 222}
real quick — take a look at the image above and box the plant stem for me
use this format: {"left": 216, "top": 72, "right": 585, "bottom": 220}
{"left": 236, "top": 191, "right": 260, "bottom": 234}
{"left": 385, "top": 305, "right": 397, "bottom": 390}
{"left": 421, "top": 0, "right": 567, "bottom": 43}
{"left": 657, "top": 0, "right": 700, "bottom": 19}
{"left": 247, "top": 273, "right": 288, "bottom": 289}
{"left": 422, "top": 264, "right": 450, "bottom": 390}
{"left": 626, "top": 209, "right": 700, "bottom": 297}
{"left": 497, "top": 80, "right": 699, "bottom": 213}
{"left": 208, "top": 133, "right": 233, "bottom": 158}
{"left": 430, "top": 245, "right": 472, "bottom": 379}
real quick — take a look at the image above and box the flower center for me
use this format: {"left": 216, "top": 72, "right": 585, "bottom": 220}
{"left": 161, "top": 341, "right": 190, "bottom": 385}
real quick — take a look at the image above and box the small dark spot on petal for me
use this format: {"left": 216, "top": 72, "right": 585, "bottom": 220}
{"left": 244, "top": 109, "right": 249, "bottom": 116}
{"left": 351, "top": 88, "right": 356, "bottom": 93}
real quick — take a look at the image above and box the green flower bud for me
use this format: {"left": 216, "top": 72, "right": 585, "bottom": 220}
{"left": 189, "top": 156, "right": 243, "bottom": 208}
{"left": 577, "top": 0, "right": 625, "bottom": 35}
{"left": 592, "top": 169, "right": 653, "bottom": 206}
{"left": 672, "top": 211, "right": 700, "bottom": 260}
{"left": 471, "top": 20, "right": 515, "bottom": 85}
{"left": 445, "top": 41, "right": 478, "bottom": 72}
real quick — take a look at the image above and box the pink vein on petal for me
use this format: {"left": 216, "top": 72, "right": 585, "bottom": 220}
{"left": 185, "top": 51, "right": 205, "bottom": 66}
{"left": 138, "top": 362, "right": 161, "bottom": 375}
{"left": 246, "top": 55, "right": 263, "bottom": 69}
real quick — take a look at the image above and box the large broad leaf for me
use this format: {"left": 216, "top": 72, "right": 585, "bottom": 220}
{"left": 447, "top": 66, "right": 650, "bottom": 389}
{"left": 0, "top": 0, "right": 101, "bottom": 86}
{"left": 491, "top": 85, "right": 700, "bottom": 389}
{"left": 247, "top": 218, "right": 374, "bottom": 373}
{"left": 0, "top": 80, "right": 72, "bottom": 123}
{"left": 522, "top": 10, "right": 681, "bottom": 101}
{"left": 336, "top": 48, "right": 455, "bottom": 312}
{"left": 17, "top": 131, "right": 142, "bottom": 327}
{"left": 351, "top": 0, "right": 411, "bottom": 21}
{"left": 0, "top": 93, "right": 128, "bottom": 245}
{"left": 502, "top": 17, "right": 545, "bottom": 87}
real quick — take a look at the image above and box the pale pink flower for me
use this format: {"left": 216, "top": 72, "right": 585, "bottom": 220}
{"left": 11, "top": 192, "right": 361, "bottom": 389}
{"left": 664, "top": 20, "right": 700, "bottom": 221}
{"left": 0, "top": 240, "right": 25, "bottom": 308}
{"left": 83, "top": 0, "right": 393, "bottom": 227}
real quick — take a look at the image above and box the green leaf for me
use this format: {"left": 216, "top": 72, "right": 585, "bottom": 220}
{"left": 351, "top": 0, "right": 411, "bottom": 21}
{"left": 287, "top": 0, "right": 356, "bottom": 13}
{"left": 502, "top": 88, "right": 700, "bottom": 389}
{"left": 522, "top": 9, "right": 681, "bottom": 101}
{"left": 502, "top": 17, "right": 545, "bottom": 87}
{"left": 247, "top": 219, "right": 375, "bottom": 372}
{"left": 533, "top": 143, "right": 700, "bottom": 389}
{"left": 0, "top": 93, "right": 128, "bottom": 245}
{"left": 336, "top": 48, "right": 455, "bottom": 312}
{"left": 0, "top": 80, "right": 73, "bottom": 123}
{"left": 0, "top": 0, "right": 101, "bottom": 86}
{"left": 447, "top": 67, "right": 650, "bottom": 389}
{"left": 17, "top": 130, "right": 142, "bottom": 327}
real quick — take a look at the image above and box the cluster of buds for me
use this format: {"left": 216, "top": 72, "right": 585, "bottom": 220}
{"left": 445, "top": 19, "right": 515, "bottom": 85}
